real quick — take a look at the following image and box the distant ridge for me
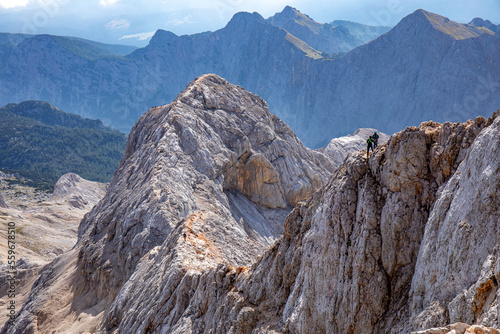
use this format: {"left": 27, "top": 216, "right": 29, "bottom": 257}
{"left": 329, "top": 20, "right": 391, "bottom": 44}
{"left": 415, "top": 9, "right": 494, "bottom": 39}
{"left": 0, "top": 8, "right": 498, "bottom": 148}
{"left": 468, "top": 17, "right": 499, "bottom": 32}
{"left": 0, "top": 101, "right": 126, "bottom": 189}
{"left": 268, "top": 6, "right": 363, "bottom": 53}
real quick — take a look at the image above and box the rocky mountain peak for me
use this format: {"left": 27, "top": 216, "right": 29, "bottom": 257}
{"left": 49, "top": 173, "right": 107, "bottom": 209}
{"left": 469, "top": 17, "right": 499, "bottom": 33}
{"left": 404, "top": 9, "right": 493, "bottom": 40}
{"left": 4, "top": 80, "right": 500, "bottom": 333}
{"left": 225, "top": 11, "right": 266, "bottom": 30}
{"left": 147, "top": 29, "right": 179, "bottom": 47}
{"left": 62, "top": 73, "right": 334, "bottom": 322}
{"left": 272, "top": 5, "right": 313, "bottom": 23}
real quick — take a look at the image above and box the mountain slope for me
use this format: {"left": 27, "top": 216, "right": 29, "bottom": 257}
{"left": 7, "top": 98, "right": 498, "bottom": 332}
{"left": 0, "top": 101, "right": 126, "bottom": 189}
{"left": 293, "top": 9, "right": 500, "bottom": 147}
{"left": 267, "top": 6, "right": 361, "bottom": 53}
{"left": 4, "top": 74, "right": 333, "bottom": 333}
{"left": 103, "top": 111, "right": 497, "bottom": 333}
{"left": 0, "top": 9, "right": 498, "bottom": 148}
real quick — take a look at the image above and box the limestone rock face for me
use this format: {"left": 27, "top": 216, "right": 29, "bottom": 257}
{"left": 6, "top": 76, "right": 498, "bottom": 333}
{"left": 94, "top": 111, "right": 496, "bottom": 334}
{"left": 4, "top": 74, "right": 332, "bottom": 333}
{"left": 50, "top": 173, "right": 108, "bottom": 209}
{"left": 412, "top": 323, "right": 500, "bottom": 334}
{"left": 117, "top": 112, "right": 495, "bottom": 334}
{"left": 319, "top": 128, "right": 389, "bottom": 165}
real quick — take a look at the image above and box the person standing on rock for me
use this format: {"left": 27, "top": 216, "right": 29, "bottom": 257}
{"left": 372, "top": 131, "right": 379, "bottom": 149}
{"left": 367, "top": 136, "right": 374, "bottom": 158}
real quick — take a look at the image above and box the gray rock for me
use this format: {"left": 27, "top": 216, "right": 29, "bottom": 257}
{"left": 5, "top": 81, "right": 499, "bottom": 333}
{"left": 50, "top": 173, "right": 108, "bottom": 209}
{"left": 0, "top": 194, "right": 7, "bottom": 208}
{"left": 2, "top": 74, "right": 333, "bottom": 333}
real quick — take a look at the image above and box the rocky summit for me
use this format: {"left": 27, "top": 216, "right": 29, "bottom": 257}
{"left": 2, "top": 75, "right": 500, "bottom": 334}
{"left": 4, "top": 74, "right": 333, "bottom": 333}
{"left": 4, "top": 74, "right": 499, "bottom": 333}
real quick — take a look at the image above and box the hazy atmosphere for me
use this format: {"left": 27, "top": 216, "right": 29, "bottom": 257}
{"left": 1, "top": 0, "right": 499, "bottom": 46}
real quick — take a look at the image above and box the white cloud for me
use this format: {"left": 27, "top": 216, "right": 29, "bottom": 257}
{"left": 105, "top": 18, "right": 130, "bottom": 30}
{"left": 120, "top": 31, "right": 155, "bottom": 41}
{"left": 0, "top": 0, "right": 30, "bottom": 9}
{"left": 99, "top": 0, "right": 119, "bottom": 6}
{"left": 171, "top": 15, "right": 192, "bottom": 26}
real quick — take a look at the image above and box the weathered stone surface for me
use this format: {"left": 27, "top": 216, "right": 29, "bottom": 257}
{"left": 5, "top": 76, "right": 498, "bottom": 333}
{"left": 89, "top": 110, "right": 496, "bottom": 334}
{"left": 0, "top": 173, "right": 106, "bottom": 329}
{"left": 412, "top": 323, "right": 500, "bottom": 334}
{"left": 50, "top": 172, "right": 108, "bottom": 209}
{"left": 409, "top": 114, "right": 500, "bottom": 330}
{"left": 148, "top": 111, "right": 497, "bottom": 334}
{"left": 4, "top": 74, "right": 332, "bottom": 333}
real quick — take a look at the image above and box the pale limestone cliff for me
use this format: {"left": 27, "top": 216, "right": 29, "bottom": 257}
{"left": 163, "top": 112, "right": 496, "bottom": 334}
{"left": 4, "top": 74, "right": 333, "bottom": 333}
{"left": 4, "top": 77, "right": 498, "bottom": 333}
{"left": 136, "top": 112, "right": 497, "bottom": 334}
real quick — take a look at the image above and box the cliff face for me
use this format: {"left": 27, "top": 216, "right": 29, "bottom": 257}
{"left": 0, "top": 10, "right": 498, "bottom": 148}
{"left": 4, "top": 74, "right": 333, "bottom": 333}
{"left": 4, "top": 75, "right": 499, "bottom": 333}
{"left": 151, "top": 111, "right": 497, "bottom": 334}
{"left": 91, "top": 110, "right": 497, "bottom": 334}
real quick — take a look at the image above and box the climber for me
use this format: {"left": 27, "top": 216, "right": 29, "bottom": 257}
{"left": 367, "top": 136, "right": 374, "bottom": 158}
{"left": 372, "top": 131, "right": 379, "bottom": 149}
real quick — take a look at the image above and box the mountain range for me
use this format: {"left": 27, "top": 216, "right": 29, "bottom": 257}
{"left": 2, "top": 7, "right": 497, "bottom": 147}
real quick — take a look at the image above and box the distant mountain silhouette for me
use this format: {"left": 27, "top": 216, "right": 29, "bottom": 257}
{"left": 0, "top": 9, "right": 498, "bottom": 148}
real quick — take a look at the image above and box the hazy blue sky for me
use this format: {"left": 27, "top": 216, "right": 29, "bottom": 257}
{"left": 1, "top": 0, "right": 499, "bottom": 46}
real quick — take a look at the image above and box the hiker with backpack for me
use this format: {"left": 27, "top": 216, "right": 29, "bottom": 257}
{"left": 367, "top": 136, "right": 374, "bottom": 158}
{"left": 372, "top": 131, "right": 379, "bottom": 149}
